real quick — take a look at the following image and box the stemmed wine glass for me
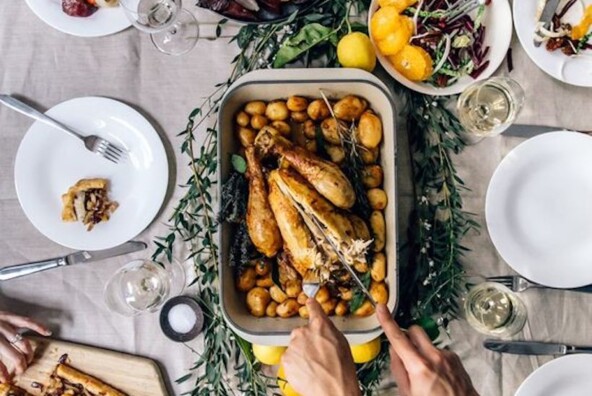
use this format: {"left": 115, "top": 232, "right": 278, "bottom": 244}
{"left": 119, "top": 0, "right": 199, "bottom": 56}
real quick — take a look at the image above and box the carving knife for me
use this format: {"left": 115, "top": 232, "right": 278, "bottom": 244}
{"left": 484, "top": 339, "right": 592, "bottom": 355}
{"left": 534, "top": 0, "right": 562, "bottom": 47}
{"left": 0, "top": 241, "right": 147, "bottom": 281}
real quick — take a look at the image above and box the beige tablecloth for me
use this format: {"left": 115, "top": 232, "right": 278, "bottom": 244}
{"left": 0, "top": 2, "right": 591, "bottom": 395}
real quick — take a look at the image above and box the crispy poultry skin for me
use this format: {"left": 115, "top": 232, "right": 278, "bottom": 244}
{"left": 256, "top": 129, "right": 356, "bottom": 209}
{"left": 245, "top": 147, "right": 282, "bottom": 258}
{"left": 268, "top": 173, "right": 318, "bottom": 278}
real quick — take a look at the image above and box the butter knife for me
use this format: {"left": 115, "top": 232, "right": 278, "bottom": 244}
{"left": 0, "top": 241, "right": 147, "bottom": 281}
{"left": 484, "top": 339, "right": 592, "bottom": 355}
{"left": 534, "top": 0, "right": 562, "bottom": 47}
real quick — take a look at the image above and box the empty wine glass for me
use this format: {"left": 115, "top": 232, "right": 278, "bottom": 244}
{"left": 119, "top": 0, "right": 198, "bottom": 55}
{"left": 104, "top": 259, "right": 186, "bottom": 316}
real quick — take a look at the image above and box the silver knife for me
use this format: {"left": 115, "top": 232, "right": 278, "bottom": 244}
{"left": 502, "top": 124, "right": 588, "bottom": 139}
{"left": 0, "top": 241, "right": 147, "bottom": 281}
{"left": 534, "top": 0, "right": 562, "bottom": 47}
{"left": 484, "top": 339, "right": 592, "bottom": 355}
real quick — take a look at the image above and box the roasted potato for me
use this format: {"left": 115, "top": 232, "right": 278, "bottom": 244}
{"left": 291, "top": 111, "right": 309, "bottom": 123}
{"left": 371, "top": 252, "right": 386, "bottom": 282}
{"left": 367, "top": 188, "right": 388, "bottom": 210}
{"left": 254, "top": 259, "right": 271, "bottom": 276}
{"left": 277, "top": 299, "right": 299, "bottom": 318}
{"left": 271, "top": 120, "right": 291, "bottom": 136}
{"left": 287, "top": 96, "right": 309, "bottom": 112}
{"left": 298, "top": 305, "right": 309, "bottom": 318}
{"left": 370, "top": 210, "right": 386, "bottom": 252}
{"left": 315, "top": 286, "right": 330, "bottom": 304}
{"left": 236, "top": 111, "right": 250, "bottom": 127}
{"left": 265, "top": 101, "right": 289, "bottom": 121}
{"left": 362, "top": 165, "right": 384, "bottom": 188}
{"left": 236, "top": 267, "right": 257, "bottom": 292}
{"left": 326, "top": 145, "right": 345, "bottom": 164}
{"left": 354, "top": 261, "right": 369, "bottom": 273}
{"left": 350, "top": 215, "right": 371, "bottom": 241}
{"left": 266, "top": 301, "right": 278, "bottom": 317}
{"left": 245, "top": 101, "right": 267, "bottom": 116}
{"left": 357, "top": 111, "right": 383, "bottom": 149}
{"left": 270, "top": 285, "right": 288, "bottom": 304}
{"left": 304, "top": 139, "right": 317, "bottom": 153}
{"left": 256, "top": 273, "right": 274, "bottom": 288}
{"left": 320, "top": 118, "right": 343, "bottom": 144}
{"left": 307, "top": 99, "right": 331, "bottom": 121}
{"left": 250, "top": 114, "right": 269, "bottom": 130}
{"left": 237, "top": 127, "right": 256, "bottom": 147}
{"left": 246, "top": 287, "right": 271, "bottom": 317}
{"left": 285, "top": 280, "right": 302, "bottom": 298}
{"left": 360, "top": 147, "right": 379, "bottom": 164}
{"left": 321, "top": 299, "right": 338, "bottom": 315}
{"left": 302, "top": 120, "right": 317, "bottom": 139}
{"left": 297, "top": 291, "right": 308, "bottom": 305}
{"left": 339, "top": 287, "right": 353, "bottom": 301}
{"left": 333, "top": 95, "right": 367, "bottom": 121}
{"left": 370, "top": 281, "right": 389, "bottom": 304}
{"left": 353, "top": 300, "right": 375, "bottom": 317}
{"left": 335, "top": 300, "right": 349, "bottom": 316}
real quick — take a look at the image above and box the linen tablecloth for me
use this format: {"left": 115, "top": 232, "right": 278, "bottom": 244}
{"left": 1, "top": 2, "right": 591, "bottom": 395}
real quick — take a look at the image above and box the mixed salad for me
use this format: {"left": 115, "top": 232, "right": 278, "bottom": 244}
{"left": 535, "top": 0, "right": 592, "bottom": 56}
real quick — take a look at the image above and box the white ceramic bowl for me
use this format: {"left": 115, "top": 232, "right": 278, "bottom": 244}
{"left": 368, "top": 0, "right": 513, "bottom": 96}
{"left": 217, "top": 69, "right": 399, "bottom": 346}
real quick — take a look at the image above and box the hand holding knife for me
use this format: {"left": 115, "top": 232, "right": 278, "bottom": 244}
{"left": 0, "top": 241, "right": 147, "bottom": 281}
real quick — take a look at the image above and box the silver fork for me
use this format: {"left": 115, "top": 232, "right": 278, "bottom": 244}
{"left": 486, "top": 275, "right": 592, "bottom": 294}
{"left": 0, "top": 95, "right": 125, "bottom": 163}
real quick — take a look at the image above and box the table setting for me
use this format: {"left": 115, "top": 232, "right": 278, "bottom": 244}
{"left": 0, "top": 0, "right": 591, "bottom": 395}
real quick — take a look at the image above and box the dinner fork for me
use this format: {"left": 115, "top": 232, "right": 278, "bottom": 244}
{"left": 0, "top": 95, "right": 125, "bottom": 164}
{"left": 486, "top": 275, "right": 592, "bottom": 294}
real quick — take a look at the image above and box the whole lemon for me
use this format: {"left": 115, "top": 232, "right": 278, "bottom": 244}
{"left": 350, "top": 337, "right": 382, "bottom": 364}
{"left": 337, "top": 32, "right": 377, "bottom": 72}
{"left": 252, "top": 344, "right": 287, "bottom": 366}
{"left": 277, "top": 365, "right": 301, "bottom": 396}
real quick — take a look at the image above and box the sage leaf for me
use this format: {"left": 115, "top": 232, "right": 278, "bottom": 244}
{"left": 231, "top": 154, "right": 247, "bottom": 174}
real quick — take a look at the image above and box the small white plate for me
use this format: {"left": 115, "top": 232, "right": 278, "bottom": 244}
{"left": 486, "top": 131, "right": 592, "bottom": 288}
{"left": 516, "top": 354, "right": 592, "bottom": 396}
{"left": 14, "top": 97, "right": 168, "bottom": 251}
{"left": 368, "top": 0, "right": 513, "bottom": 96}
{"left": 25, "top": 0, "right": 131, "bottom": 37}
{"left": 514, "top": 0, "right": 592, "bottom": 87}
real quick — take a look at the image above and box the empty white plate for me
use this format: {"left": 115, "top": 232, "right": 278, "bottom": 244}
{"left": 14, "top": 97, "right": 168, "bottom": 251}
{"left": 25, "top": 0, "right": 131, "bottom": 37}
{"left": 516, "top": 354, "right": 592, "bottom": 396}
{"left": 486, "top": 131, "right": 592, "bottom": 288}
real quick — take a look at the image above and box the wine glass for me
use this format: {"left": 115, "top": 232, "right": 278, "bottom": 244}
{"left": 119, "top": 0, "right": 198, "bottom": 56}
{"left": 456, "top": 77, "right": 525, "bottom": 144}
{"left": 104, "top": 259, "right": 186, "bottom": 316}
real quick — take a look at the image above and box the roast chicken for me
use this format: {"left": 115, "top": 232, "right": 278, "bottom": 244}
{"left": 245, "top": 147, "right": 282, "bottom": 258}
{"left": 255, "top": 128, "right": 356, "bottom": 210}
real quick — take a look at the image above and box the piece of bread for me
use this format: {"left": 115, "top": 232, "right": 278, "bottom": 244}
{"left": 44, "top": 364, "right": 127, "bottom": 396}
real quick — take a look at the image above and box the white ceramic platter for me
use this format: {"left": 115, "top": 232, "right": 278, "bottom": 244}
{"left": 368, "top": 0, "right": 513, "bottom": 96}
{"left": 486, "top": 131, "right": 592, "bottom": 288}
{"left": 14, "top": 97, "right": 168, "bottom": 251}
{"left": 25, "top": 0, "right": 131, "bottom": 37}
{"left": 516, "top": 354, "right": 592, "bottom": 396}
{"left": 514, "top": 0, "right": 592, "bottom": 87}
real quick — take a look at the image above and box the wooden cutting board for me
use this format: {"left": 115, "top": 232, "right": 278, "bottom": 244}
{"left": 13, "top": 338, "right": 169, "bottom": 396}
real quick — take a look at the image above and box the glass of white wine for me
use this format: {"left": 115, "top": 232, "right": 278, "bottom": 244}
{"left": 463, "top": 281, "right": 527, "bottom": 338}
{"left": 104, "top": 259, "right": 186, "bottom": 316}
{"left": 119, "top": 0, "right": 198, "bottom": 56}
{"left": 457, "top": 77, "right": 525, "bottom": 144}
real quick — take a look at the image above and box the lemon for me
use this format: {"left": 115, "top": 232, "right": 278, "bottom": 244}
{"left": 350, "top": 337, "right": 382, "bottom": 364}
{"left": 390, "top": 44, "right": 433, "bottom": 82}
{"left": 277, "top": 365, "right": 301, "bottom": 396}
{"left": 370, "top": 6, "right": 401, "bottom": 40}
{"left": 337, "top": 32, "right": 377, "bottom": 72}
{"left": 252, "top": 344, "right": 287, "bottom": 366}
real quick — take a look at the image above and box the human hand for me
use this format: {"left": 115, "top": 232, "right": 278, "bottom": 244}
{"left": 376, "top": 305, "right": 478, "bottom": 396}
{"left": 0, "top": 311, "right": 51, "bottom": 383}
{"left": 281, "top": 299, "right": 361, "bottom": 396}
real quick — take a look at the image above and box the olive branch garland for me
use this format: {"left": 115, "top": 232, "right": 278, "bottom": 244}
{"left": 151, "top": 1, "right": 477, "bottom": 394}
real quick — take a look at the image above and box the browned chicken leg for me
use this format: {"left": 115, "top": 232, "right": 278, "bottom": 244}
{"left": 255, "top": 129, "right": 356, "bottom": 209}
{"left": 245, "top": 147, "right": 282, "bottom": 258}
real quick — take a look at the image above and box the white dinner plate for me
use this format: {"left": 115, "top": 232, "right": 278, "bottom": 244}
{"left": 514, "top": 0, "right": 592, "bottom": 87}
{"left": 486, "top": 131, "right": 592, "bottom": 288}
{"left": 369, "top": 0, "right": 513, "bottom": 96}
{"left": 25, "top": 0, "right": 131, "bottom": 37}
{"left": 516, "top": 354, "right": 592, "bottom": 396}
{"left": 14, "top": 97, "right": 168, "bottom": 251}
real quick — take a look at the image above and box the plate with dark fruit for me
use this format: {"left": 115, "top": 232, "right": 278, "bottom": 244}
{"left": 196, "top": 0, "right": 316, "bottom": 24}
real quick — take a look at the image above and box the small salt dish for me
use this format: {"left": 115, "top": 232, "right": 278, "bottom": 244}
{"left": 159, "top": 296, "right": 204, "bottom": 342}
